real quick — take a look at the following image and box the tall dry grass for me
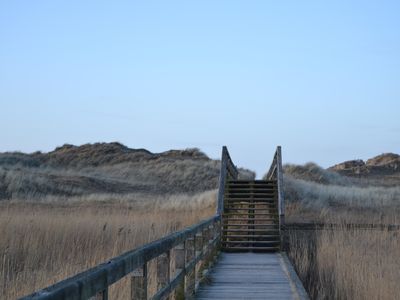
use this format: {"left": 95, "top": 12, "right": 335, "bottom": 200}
{"left": 0, "top": 190, "right": 216, "bottom": 299}
{"left": 282, "top": 162, "right": 400, "bottom": 299}
{"left": 287, "top": 225, "right": 400, "bottom": 300}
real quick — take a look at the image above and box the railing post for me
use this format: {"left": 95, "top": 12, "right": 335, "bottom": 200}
{"left": 184, "top": 237, "right": 195, "bottom": 298}
{"left": 276, "top": 146, "right": 285, "bottom": 226}
{"left": 217, "top": 147, "right": 228, "bottom": 215}
{"left": 131, "top": 264, "right": 147, "bottom": 300}
{"left": 195, "top": 232, "right": 203, "bottom": 287}
{"left": 201, "top": 225, "right": 212, "bottom": 273}
{"left": 203, "top": 226, "right": 210, "bottom": 255}
{"left": 157, "top": 251, "right": 171, "bottom": 298}
{"left": 173, "top": 244, "right": 185, "bottom": 300}
{"left": 90, "top": 289, "right": 108, "bottom": 300}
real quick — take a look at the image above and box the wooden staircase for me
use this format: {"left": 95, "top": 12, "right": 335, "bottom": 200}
{"left": 221, "top": 179, "right": 280, "bottom": 252}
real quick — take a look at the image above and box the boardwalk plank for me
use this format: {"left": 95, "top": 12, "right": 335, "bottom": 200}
{"left": 195, "top": 253, "right": 308, "bottom": 300}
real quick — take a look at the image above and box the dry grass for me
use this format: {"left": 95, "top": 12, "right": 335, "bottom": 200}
{"left": 282, "top": 162, "right": 400, "bottom": 299}
{"left": 0, "top": 190, "right": 217, "bottom": 299}
{"left": 283, "top": 173, "right": 400, "bottom": 224}
{"left": 287, "top": 225, "right": 400, "bottom": 300}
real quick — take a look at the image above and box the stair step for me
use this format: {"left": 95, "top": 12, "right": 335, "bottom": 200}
{"left": 226, "top": 184, "right": 276, "bottom": 191}
{"left": 225, "top": 205, "right": 275, "bottom": 208}
{"left": 225, "top": 199, "right": 275, "bottom": 202}
{"left": 224, "top": 223, "right": 278, "bottom": 227}
{"left": 226, "top": 190, "right": 276, "bottom": 192}
{"left": 225, "top": 198, "right": 275, "bottom": 200}
{"left": 222, "top": 246, "right": 279, "bottom": 251}
{"left": 225, "top": 206, "right": 276, "bottom": 208}
{"left": 226, "top": 195, "right": 275, "bottom": 198}
{"left": 222, "top": 240, "right": 280, "bottom": 244}
{"left": 223, "top": 218, "right": 276, "bottom": 221}
{"left": 223, "top": 213, "right": 277, "bottom": 216}
{"left": 223, "top": 229, "right": 279, "bottom": 232}
{"left": 227, "top": 189, "right": 275, "bottom": 192}
{"left": 225, "top": 192, "right": 275, "bottom": 198}
{"left": 228, "top": 180, "right": 275, "bottom": 184}
{"left": 223, "top": 234, "right": 280, "bottom": 238}
{"left": 226, "top": 193, "right": 275, "bottom": 196}
{"left": 225, "top": 207, "right": 272, "bottom": 213}
{"left": 227, "top": 187, "right": 276, "bottom": 191}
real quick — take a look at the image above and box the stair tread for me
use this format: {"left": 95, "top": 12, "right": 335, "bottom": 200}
{"left": 223, "top": 213, "right": 277, "bottom": 216}
{"left": 227, "top": 187, "right": 276, "bottom": 190}
{"left": 224, "top": 224, "right": 278, "bottom": 227}
{"left": 228, "top": 180, "right": 275, "bottom": 183}
{"left": 223, "top": 229, "right": 279, "bottom": 232}
{"left": 223, "top": 218, "right": 276, "bottom": 221}
{"left": 222, "top": 240, "right": 280, "bottom": 244}
{"left": 225, "top": 204, "right": 276, "bottom": 210}
{"left": 223, "top": 234, "right": 280, "bottom": 238}
{"left": 225, "top": 199, "right": 276, "bottom": 201}
{"left": 222, "top": 247, "right": 279, "bottom": 251}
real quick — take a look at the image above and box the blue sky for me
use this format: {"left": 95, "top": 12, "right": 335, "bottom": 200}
{"left": 1, "top": 1, "right": 399, "bottom": 177}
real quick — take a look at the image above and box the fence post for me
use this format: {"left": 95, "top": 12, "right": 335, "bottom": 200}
{"left": 217, "top": 147, "right": 228, "bottom": 215}
{"left": 131, "top": 264, "right": 147, "bottom": 300}
{"left": 173, "top": 244, "right": 185, "bottom": 300}
{"left": 276, "top": 146, "right": 285, "bottom": 225}
{"left": 185, "top": 237, "right": 195, "bottom": 298}
{"left": 207, "top": 224, "right": 216, "bottom": 268}
{"left": 157, "top": 251, "right": 171, "bottom": 298}
{"left": 89, "top": 289, "right": 108, "bottom": 300}
{"left": 195, "top": 232, "right": 204, "bottom": 286}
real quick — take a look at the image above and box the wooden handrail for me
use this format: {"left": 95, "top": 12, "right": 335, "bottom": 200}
{"left": 216, "top": 146, "right": 238, "bottom": 215}
{"left": 20, "top": 215, "right": 221, "bottom": 300}
{"left": 266, "top": 146, "right": 285, "bottom": 226}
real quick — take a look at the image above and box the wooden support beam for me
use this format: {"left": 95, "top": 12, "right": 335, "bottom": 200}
{"left": 89, "top": 289, "right": 108, "bottom": 300}
{"left": 195, "top": 232, "right": 204, "bottom": 285}
{"left": 173, "top": 244, "right": 185, "bottom": 300}
{"left": 184, "top": 237, "right": 195, "bottom": 298}
{"left": 157, "top": 251, "right": 171, "bottom": 299}
{"left": 131, "top": 264, "right": 147, "bottom": 300}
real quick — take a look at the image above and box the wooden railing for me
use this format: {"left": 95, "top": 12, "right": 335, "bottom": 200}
{"left": 216, "top": 146, "right": 238, "bottom": 215}
{"left": 266, "top": 146, "right": 285, "bottom": 227}
{"left": 21, "top": 216, "right": 221, "bottom": 300}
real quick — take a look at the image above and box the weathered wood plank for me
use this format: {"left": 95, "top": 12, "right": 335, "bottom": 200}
{"left": 195, "top": 253, "right": 308, "bottom": 300}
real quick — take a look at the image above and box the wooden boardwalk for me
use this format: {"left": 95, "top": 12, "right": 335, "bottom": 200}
{"left": 196, "top": 253, "right": 309, "bottom": 300}
{"left": 21, "top": 146, "right": 310, "bottom": 300}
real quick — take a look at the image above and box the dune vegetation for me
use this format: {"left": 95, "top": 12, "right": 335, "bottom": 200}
{"left": 1, "top": 144, "right": 399, "bottom": 299}
{"left": 282, "top": 161, "right": 400, "bottom": 299}
{"left": 0, "top": 191, "right": 217, "bottom": 299}
{"left": 0, "top": 143, "right": 257, "bottom": 299}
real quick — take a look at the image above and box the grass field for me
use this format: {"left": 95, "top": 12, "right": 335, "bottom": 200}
{"left": 0, "top": 191, "right": 216, "bottom": 299}
{"left": 287, "top": 224, "right": 400, "bottom": 300}
{"left": 283, "top": 162, "right": 400, "bottom": 299}
{"left": 2, "top": 153, "right": 400, "bottom": 300}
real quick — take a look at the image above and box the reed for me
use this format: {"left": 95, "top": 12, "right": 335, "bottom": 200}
{"left": 0, "top": 190, "right": 216, "bottom": 299}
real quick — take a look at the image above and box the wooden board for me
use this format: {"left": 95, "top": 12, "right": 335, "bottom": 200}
{"left": 195, "top": 252, "right": 309, "bottom": 300}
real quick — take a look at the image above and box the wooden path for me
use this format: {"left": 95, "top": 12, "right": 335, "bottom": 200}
{"left": 22, "top": 147, "right": 310, "bottom": 300}
{"left": 196, "top": 253, "right": 309, "bottom": 300}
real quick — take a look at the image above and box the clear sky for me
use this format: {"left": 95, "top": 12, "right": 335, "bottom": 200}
{"left": 1, "top": 1, "right": 399, "bottom": 177}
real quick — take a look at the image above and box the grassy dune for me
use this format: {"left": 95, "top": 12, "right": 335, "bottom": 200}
{"left": 0, "top": 191, "right": 216, "bottom": 299}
